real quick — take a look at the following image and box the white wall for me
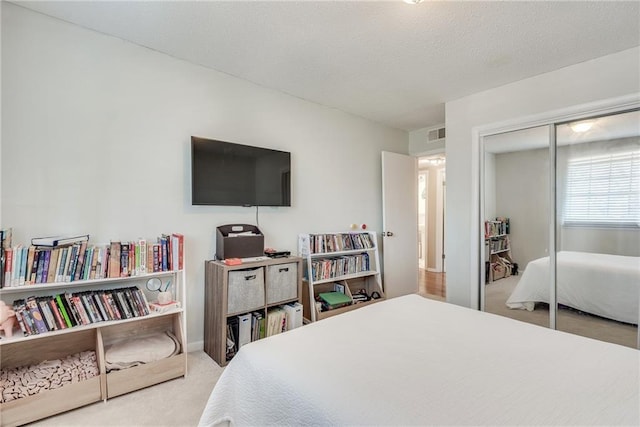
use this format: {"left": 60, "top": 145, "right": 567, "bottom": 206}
{"left": 0, "top": 4, "right": 408, "bottom": 349}
{"left": 445, "top": 47, "right": 640, "bottom": 308}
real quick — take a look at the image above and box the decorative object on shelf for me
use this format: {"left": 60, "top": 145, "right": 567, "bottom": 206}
{"left": 0, "top": 301, "right": 17, "bottom": 338}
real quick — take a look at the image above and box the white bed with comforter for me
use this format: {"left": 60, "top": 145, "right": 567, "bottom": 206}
{"left": 199, "top": 294, "right": 639, "bottom": 426}
{"left": 506, "top": 251, "right": 640, "bottom": 324}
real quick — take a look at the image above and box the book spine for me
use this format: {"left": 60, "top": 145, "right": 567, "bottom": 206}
{"left": 48, "top": 297, "right": 66, "bottom": 329}
{"left": 99, "top": 292, "right": 116, "bottom": 320}
{"left": 55, "top": 294, "right": 73, "bottom": 328}
{"left": 46, "top": 248, "right": 59, "bottom": 283}
{"left": 62, "top": 293, "right": 81, "bottom": 326}
{"left": 35, "top": 250, "right": 46, "bottom": 284}
{"left": 26, "top": 296, "right": 48, "bottom": 334}
{"left": 74, "top": 241, "right": 88, "bottom": 282}
{"left": 173, "top": 233, "right": 184, "bottom": 270}
{"left": 92, "top": 292, "right": 109, "bottom": 321}
{"left": 67, "top": 244, "right": 80, "bottom": 282}
{"left": 3, "top": 248, "right": 13, "bottom": 287}
{"left": 11, "top": 246, "right": 20, "bottom": 286}
{"left": 152, "top": 244, "right": 160, "bottom": 272}
{"left": 120, "top": 243, "right": 129, "bottom": 277}
{"left": 160, "top": 237, "right": 168, "bottom": 271}
{"left": 56, "top": 247, "right": 68, "bottom": 282}
{"left": 82, "top": 247, "right": 92, "bottom": 280}
{"left": 72, "top": 294, "right": 91, "bottom": 325}
{"left": 37, "top": 297, "right": 55, "bottom": 331}
{"left": 105, "top": 291, "right": 122, "bottom": 320}
{"left": 138, "top": 239, "right": 147, "bottom": 275}
{"left": 128, "top": 242, "right": 134, "bottom": 276}
{"left": 89, "top": 247, "right": 99, "bottom": 280}
{"left": 18, "top": 247, "right": 27, "bottom": 285}
{"left": 108, "top": 242, "right": 120, "bottom": 278}
{"left": 146, "top": 242, "right": 154, "bottom": 274}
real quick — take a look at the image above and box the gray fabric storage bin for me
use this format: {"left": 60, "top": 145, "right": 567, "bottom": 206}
{"left": 266, "top": 262, "right": 298, "bottom": 304}
{"left": 228, "top": 267, "right": 265, "bottom": 314}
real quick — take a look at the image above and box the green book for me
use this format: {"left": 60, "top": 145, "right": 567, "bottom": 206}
{"left": 55, "top": 294, "right": 73, "bottom": 328}
{"left": 319, "top": 292, "right": 352, "bottom": 309}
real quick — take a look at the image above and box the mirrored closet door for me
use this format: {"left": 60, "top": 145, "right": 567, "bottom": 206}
{"left": 554, "top": 110, "right": 639, "bottom": 348}
{"left": 482, "top": 126, "right": 551, "bottom": 329}
{"left": 481, "top": 109, "right": 639, "bottom": 349}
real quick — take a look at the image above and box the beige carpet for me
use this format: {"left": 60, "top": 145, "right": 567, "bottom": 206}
{"left": 28, "top": 351, "right": 224, "bottom": 427}
{"left": 485, "top": 275, "right": 638, "bottom": 349}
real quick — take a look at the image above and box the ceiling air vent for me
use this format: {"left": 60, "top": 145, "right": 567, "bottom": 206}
{"left": 428, "top": 127, "right": 446, "bottom": 142}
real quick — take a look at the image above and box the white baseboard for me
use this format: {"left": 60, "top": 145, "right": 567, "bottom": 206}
{"left": 187, "top": 340, "right": 204, "bottom": 353}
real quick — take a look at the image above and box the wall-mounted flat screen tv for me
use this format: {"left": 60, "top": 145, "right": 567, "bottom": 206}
{"left": 191, "top": 136, "right": 291, "bottom": 207}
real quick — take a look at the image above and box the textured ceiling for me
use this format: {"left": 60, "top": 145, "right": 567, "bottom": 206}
{"left": 12, "top": 1, "right": 640, "bottom": 131}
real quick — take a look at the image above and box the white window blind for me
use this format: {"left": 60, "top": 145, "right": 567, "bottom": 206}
{"left": 564, "top": 150, "right": 640, "bottom": 227}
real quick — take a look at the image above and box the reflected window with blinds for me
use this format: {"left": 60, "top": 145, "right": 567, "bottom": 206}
{"left": 563, "top": 150, "right": 640, "bottom": 228}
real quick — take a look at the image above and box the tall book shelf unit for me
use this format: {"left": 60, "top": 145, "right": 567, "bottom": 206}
{"left": 484, "top": 218, "right": 513, "bottom": 282}
{"left": 0, "top": 244, "right": 187, "bottom": 427}
{"left": 298, "top": 231, "right": 384, "bottom": 322}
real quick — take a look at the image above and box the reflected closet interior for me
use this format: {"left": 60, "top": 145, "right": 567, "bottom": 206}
{"left": 481, "top": 109, "right": 639, "bottom": 349}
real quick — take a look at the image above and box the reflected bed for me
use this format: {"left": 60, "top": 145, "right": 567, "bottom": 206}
{"left": 199, "top": 294, "right": 639, "bottom": 426}
{"left": 506, "top": 251, "right": 640, "bottom": 324}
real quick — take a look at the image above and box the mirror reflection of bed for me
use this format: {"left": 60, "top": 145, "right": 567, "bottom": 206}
{"left": 485, "top": 271, "right": 638, "bottom": 347}
{"left": 482, "top": 109, "right": 639, "bottom": 349}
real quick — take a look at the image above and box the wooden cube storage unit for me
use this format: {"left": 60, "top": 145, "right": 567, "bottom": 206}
{"left": 204, "top": 257, "right": 303, "bottom": 366}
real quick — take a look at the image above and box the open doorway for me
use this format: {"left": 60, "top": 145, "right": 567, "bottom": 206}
{"left": 418, "top": 154, "right": 446, "bottom": 300}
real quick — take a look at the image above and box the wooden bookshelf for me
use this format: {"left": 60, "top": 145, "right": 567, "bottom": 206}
{"left": 0, "top": 236, "right": 187, "bottom": 427}
{"left": 298, "top": 231, "right": 384, "bottom": 322}
{"left": 484, "top": 218, "right": 514, "bottom": 282}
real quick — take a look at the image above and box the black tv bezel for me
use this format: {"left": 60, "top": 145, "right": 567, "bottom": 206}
{"left": 190, "top": 136, "right": 291, "bottom": 207}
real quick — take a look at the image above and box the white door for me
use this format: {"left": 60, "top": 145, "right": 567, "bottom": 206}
{"left": 381, "top": 151, "right": 418, "bottom": 298}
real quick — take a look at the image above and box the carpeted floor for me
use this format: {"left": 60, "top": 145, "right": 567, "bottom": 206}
{"left": 28, "top": 351, "right": 224, "bottom": 427}
{"left": 485, "top": 275, "right": 638, "bottom": 349}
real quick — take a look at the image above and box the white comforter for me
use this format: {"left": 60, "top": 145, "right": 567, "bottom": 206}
{"left": 199, "top": 294, "right": 639, "bottom": 426}
{"left": 506, "top": 251, "right": 640, "bottom": 324}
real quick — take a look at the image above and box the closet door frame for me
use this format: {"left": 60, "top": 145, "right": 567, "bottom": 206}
{"left": 474, "top": 94, "right": 639, "bottom": 346}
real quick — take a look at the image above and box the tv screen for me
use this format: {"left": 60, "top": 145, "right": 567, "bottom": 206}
{"left": 191, "top": 137, "right": 291, "bottom": 207}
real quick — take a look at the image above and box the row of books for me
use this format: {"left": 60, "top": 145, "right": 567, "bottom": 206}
{"left": 225, "top": 303, "right": 303, "bottom": 361}
{"left": 310, "top": 253, "right": 371, "bottom": 281}
{"left": 484, "top": 217, "right": 510, "bottom": 238}
{"left": 489, "top": 237, "right": 510, "bottom": 253}
{"left": 12, "top": 286, "right": 151, "bottom": 336}
{"left": 308, "top": 232, "right": 375, "bottom": 254}
{"left": 2, "top": 233, "right": 184, "bottom": 288}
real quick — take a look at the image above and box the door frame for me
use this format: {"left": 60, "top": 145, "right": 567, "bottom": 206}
{"left": 418, "top": 170, "right": 429, "bottom": 270}
{"left": 415, "top": 149, "right": 446, "bottom": 275}
{"left": 435, "top": 168, "right": 446, "bottom": 273}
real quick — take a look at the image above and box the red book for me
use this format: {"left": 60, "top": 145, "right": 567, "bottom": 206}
{"left": 3, "top": 248, "right": 12, "bottom": 287}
